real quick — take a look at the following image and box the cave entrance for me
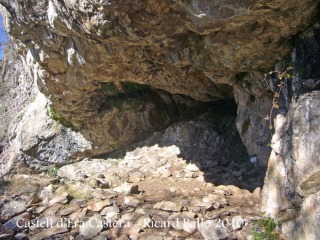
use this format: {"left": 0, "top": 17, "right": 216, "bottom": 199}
{"left": 132, "top": 98, "right": 266, "bottom": 192}
{"left": 97, "top": 84, "right": 267, "bottom": 192}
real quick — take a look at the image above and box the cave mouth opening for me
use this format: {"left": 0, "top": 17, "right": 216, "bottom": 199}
{"left": 98, "top": 84, "right": 267, "bottom": 192}
{"left": 137, "top": 98, "right": 266, "bottom": 192}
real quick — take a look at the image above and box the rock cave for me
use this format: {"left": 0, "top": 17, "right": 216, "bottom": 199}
{"left": 0, "top": 0, "right": 320, "bottom": 239}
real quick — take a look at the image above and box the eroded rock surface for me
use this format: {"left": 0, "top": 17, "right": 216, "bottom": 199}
{"left": 0, "top": 0, "right": 319, "bottom": 159}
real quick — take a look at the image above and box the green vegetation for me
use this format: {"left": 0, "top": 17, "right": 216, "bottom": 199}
{"left": 0, "top": 106, "right": 5, "bottom": 113}
{"left": 100, "top": 82, "right": 149, "bottom": 113}
{"left": 251, "top": 216, "right": 280, "bottom": 240}
{"left": 123, "top": 82, "right": 149, "bottom": 94}
{"left": 49, "top": 107, "right": 73, "bottom": 128}
{"left": 47, "top": 165, "right": 59, "bottom": 178}
{"left": 100, "top": 82, "right": 119, "bottom": 95}
{"left": 66, "top": 185, "right": 93, "bottom": 201}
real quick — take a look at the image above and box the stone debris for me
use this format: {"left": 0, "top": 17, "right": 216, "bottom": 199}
{"left": 154, "top": 201, "right": 183, "bottom": 212}
{"left": 197, "top": 220, "right": 232, "bottom": 240}
{"left": 79, "top": 214, "right": 103, "bottom": 239}
{"left": 29, "top": 226, "right": 69, "bottom": 240}
{"left": 232, "top": 215, "right": 245, "bottom": 231}
{"left": 0, "top": 145, "right": 262, "bottom": 239}
{"left": 123, "top": 195, "right": 144, "bottom": 207}
{"left": 113, "top": 182, "right": 140, "bottom": 195}
{"left": 0, "top": 212, "right": 31, "bottom": 235}
{"left": 59, "top": 204, "right": 80, "bottom": 216}
{"left": 186, "top": 163, "right": 200, "bottom": 172}
{"left": 0, "top": 201, "right": 27, "bottom": 221}
{"left": 87, "top": 200, "right": 112, "bottom": 212}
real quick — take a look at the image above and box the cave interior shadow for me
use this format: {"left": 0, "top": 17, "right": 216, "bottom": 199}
{"left": 129, "top": 100, "right": 268, "bottom": 193}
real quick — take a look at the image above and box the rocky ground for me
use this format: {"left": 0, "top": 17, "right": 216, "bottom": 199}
{"left": 0, "top": 145, "right": 264, "bottom": 240}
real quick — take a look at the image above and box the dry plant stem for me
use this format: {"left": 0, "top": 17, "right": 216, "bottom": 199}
{"left": 264, "top": 67, "right": 291, "bottom": 129}
{"left": 269, "top": 87, "right": 282, "bottom": 128}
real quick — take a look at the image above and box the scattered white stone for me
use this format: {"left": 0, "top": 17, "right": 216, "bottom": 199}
{"left": 169, "top": 187, "right": 177, "bottom": 193}
{"left": 185, "top": 172, "right": 199, "bottom": 178}
{"left": 39, "top": 185, "right": 53, "bottom": 204}
{"left": 48, "top": 192, "right": 68, "bottom": 206}
{"left": 124, "top": 196, "right": 143, "bottom": 207}
{"left": 197, "top": 175, "right": 205, "bottom": 182}
{"left": 232, "top": 215, "right": 245, "bottom": 231}
{"left": 168, "top": 212, "right": 197, "bottom": 233}
{"left": 113, "top": 182, "right": 139, "bottom": 194}
{"left": 202, "top": 194, "right": 228, "bottom": 209}
{"left": 87, "top": 200, "right": 112, "bottom": 212}
{"left": 79, "top": 214, "right": 103, "bottom": 239}
{"left": 129, "top": 172, "right": 145, "bottom": 183}
{"left": 197, "top": 220, "right": 231, "bottom": 240}
{"left": 174, "top": 171, "right": 185, "bottom": 178}
{"left": 186, "top": 163, "right": 200, "bottom": 172}
{"left": 206, "top": 183, "right": 214, "bottom": 188}
{"left": 154, "top": 201, "right": 182, "bottom": 212}
{"left": 134, "top": 215, "right": 152, "bottom": 229}
{"left": 100, "top": 203, "right": 120, "bottom": 216}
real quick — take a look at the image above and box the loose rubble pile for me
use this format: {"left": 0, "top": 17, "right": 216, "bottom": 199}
{"left": 0, "top": 145, "right": 263, "bottom": 239}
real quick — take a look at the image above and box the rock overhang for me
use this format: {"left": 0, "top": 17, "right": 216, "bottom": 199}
{"left": 0, "top": 0, "right": 319, "bottom": 156}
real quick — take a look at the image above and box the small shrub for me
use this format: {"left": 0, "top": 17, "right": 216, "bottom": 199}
{"left": 49, "top": 107, "right": 73, "bottom": 128}
{"left": 47, "top": 165, "right": 59, "bottom": 178}
{"left": 251, "top": 216, "right": 280, "bottom": 240}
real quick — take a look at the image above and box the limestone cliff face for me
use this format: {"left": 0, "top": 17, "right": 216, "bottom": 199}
{"left": 0, "top": 40, "right": 92, "bottom": 173}
{"left": 261, "top": 23, "right": 320, "bottom": 240}
{"left": 0, "top": 0, "right": 320, "bottom": 239}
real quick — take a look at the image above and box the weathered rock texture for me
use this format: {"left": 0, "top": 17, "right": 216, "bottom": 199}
{"left": 261, "top": 23, "right": 320, "bottom": 240}
{"left": 0, "top": 40, "right": 92, "bottom": 175}
{"left": 1, "top": 1, "right": 320, "bottom": 239}
{"left": 1, "top": 0, "right": 319, "bottom": 158}
{"left": 0, "top": 40, "right": 36, "bottom": 175}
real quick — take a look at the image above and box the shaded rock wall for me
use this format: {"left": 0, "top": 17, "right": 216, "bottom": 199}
{"left": 138, "top": 106, "right": 265, "bottom": 191}
{"left": 234, "top": 87, "right": 272, "bottom": 168}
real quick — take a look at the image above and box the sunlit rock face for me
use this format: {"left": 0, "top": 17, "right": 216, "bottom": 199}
{"left": 0, "top": 0, "right": 319, "bottom": 157}
{"left": 261, "top": 23, "right": 320, "bottom": 240}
